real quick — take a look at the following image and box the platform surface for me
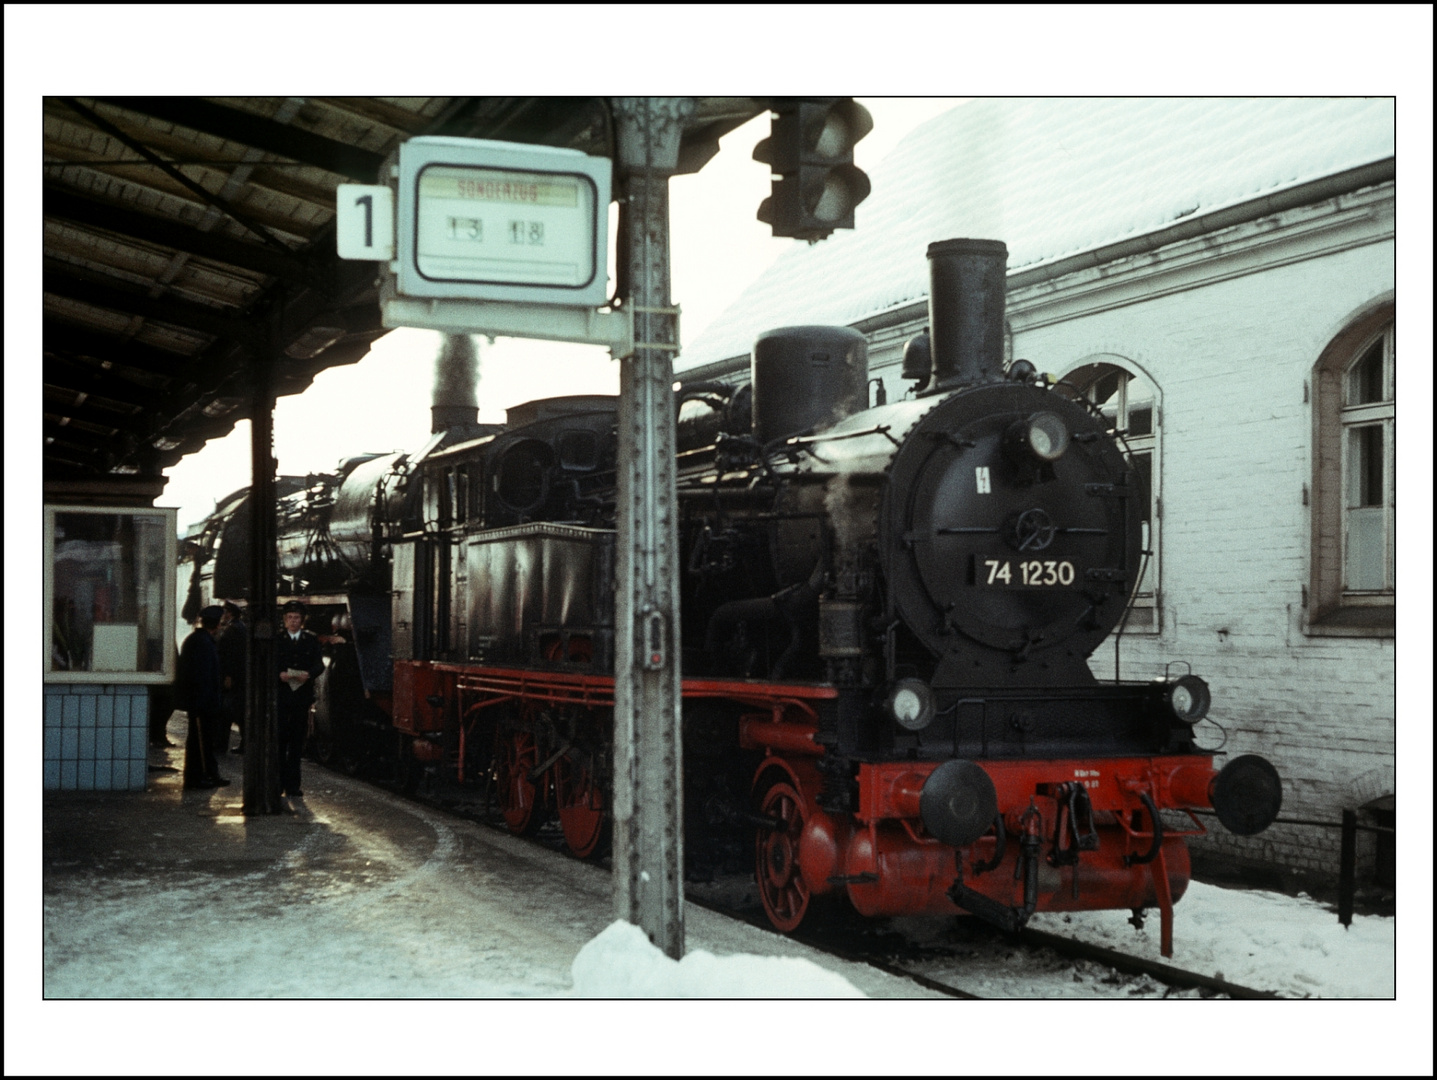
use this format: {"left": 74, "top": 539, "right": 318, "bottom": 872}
{"left": 41, "top": 714, "right": 942, "bottom": 1001}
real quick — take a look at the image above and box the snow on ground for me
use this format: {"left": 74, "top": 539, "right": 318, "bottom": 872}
{"left": 1024, "top": 880, "right": 1395, "bottom": 999}
{"left": 564, "top": 879, "right": 1396, "bottom": 1001}
{"left": 569, "top": 919, "right": 864, "bottom": 997}
{"left": 873, "top": 879, "right": 1395, "bottom": 1001}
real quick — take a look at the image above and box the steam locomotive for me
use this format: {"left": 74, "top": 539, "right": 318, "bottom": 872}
{"left": 181, "top": 238, "right": 1282, "bottom": 955}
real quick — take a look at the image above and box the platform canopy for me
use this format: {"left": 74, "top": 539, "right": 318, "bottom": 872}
{"left": 41, "top": 96, "right": 766, "bottom": 483}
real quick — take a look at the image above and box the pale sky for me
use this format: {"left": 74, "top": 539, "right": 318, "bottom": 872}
{"left": 159, "top": 97, "right": 961, "bottom": 533}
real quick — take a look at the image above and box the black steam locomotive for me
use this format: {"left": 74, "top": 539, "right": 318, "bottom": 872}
{"left": 181, "top": 239, "right": 1282, "bottom": 954}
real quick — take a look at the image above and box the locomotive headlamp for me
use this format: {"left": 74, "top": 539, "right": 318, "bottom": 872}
{"left": 1156, "top": 674, "right": 1212, "bottom": 724}
{"left": 1004, "top": 411, "right": 1070, "bottom": 464}
{"left": 887, "top": 678, "right": 936, "bottom": 732}
{"left": 1024, "top": 412, "right": 1070, "bottom": 462}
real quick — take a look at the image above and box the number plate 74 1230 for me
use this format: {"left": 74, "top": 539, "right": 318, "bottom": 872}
{"left": 976, "top": 557, "right": 1077, "bottom": 587}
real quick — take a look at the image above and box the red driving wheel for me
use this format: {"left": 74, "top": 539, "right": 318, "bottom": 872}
{"left": 498, "top": 727, "right": 542, "bottom": 836}
{"left": 555, "top": 752, "right": 608, "bottom": 858}
{"left": 755, "top": 780, "right": 811, "bottom": 932}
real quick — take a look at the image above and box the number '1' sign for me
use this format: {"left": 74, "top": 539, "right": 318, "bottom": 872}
{"left": 336, "top": 184, "right": 395, "bottom": 261}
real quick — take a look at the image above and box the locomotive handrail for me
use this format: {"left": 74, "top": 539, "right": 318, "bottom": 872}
{"left": 443, "top": 663, "right": 839, "bottom": 717}
{"left": 784, "top": 423, "right": 900, "bottom": 449}
{"left": 1124, "top": 791, "right": 1165, "bottom": 866}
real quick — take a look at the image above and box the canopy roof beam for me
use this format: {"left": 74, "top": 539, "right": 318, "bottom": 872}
{"left": 45, "top": 184, "right": 312, "bottom": 284}
{"left": 99, "top": 96, "right": 386, "bottom": 184}
{"left": 62, "top": 97, "right": 298, "bottom": 255}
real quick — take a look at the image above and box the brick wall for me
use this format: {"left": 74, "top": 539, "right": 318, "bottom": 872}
{"left": 43, "top": 684, "right": 151, "bottom": 791}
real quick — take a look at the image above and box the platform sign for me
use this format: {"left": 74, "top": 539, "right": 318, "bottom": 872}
{"left": 415, "top": 166, "right": 594, "bottom": 286}
{"left": 336, "top": 184, "right": 395, "bottom": 261}
{"left": 391, "top": 137, "right": 611, "bottom": 306}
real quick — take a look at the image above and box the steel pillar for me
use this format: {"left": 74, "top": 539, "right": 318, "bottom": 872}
{"left": 242, "top": 354, "right": 283, "bottom": 813}
{"left": 610, "top": 97, "right": 693, "bottom": 959}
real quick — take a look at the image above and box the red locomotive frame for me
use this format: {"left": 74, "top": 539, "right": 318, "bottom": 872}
{"left": 393, "top": 658, "right": 1219, "bottom": 955}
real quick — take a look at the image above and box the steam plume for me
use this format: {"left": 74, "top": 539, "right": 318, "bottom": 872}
{"left": 431, "top": 334, "right": 480, "bottom": 433}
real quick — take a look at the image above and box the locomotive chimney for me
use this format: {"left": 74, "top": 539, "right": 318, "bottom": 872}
{"left": 431, "top": 333, "right": 480, "bottom": 433}
{"left": 925, "top": 238, "right": 1008, "bottom": 392}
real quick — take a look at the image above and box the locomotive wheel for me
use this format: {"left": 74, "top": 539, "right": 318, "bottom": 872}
{"left": 311, "top": 727, "right": 337, "bottom": 767}
{"left": 755, "top": 780, "right": 812, "bottom": 933}
{"left": 498, "top": 728, "right": 543, "bottom": 836}
{"left": 555, "top": 753, "right": 609, "bottom": 859}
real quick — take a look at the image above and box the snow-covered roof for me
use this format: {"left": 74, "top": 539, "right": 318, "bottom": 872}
{"left": 678, "top": 98, "right": 1395, "bottom": 372}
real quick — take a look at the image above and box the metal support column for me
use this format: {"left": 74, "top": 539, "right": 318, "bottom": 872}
{"left": 610, "top": 97, "right": 693, "bottom": 959}
{"left": 242, "top": 354, "right": 282, "bottom": 813}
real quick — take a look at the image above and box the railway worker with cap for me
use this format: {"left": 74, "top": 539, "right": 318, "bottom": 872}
{"left": 178, "top": 605, "right": 228, "bottom": 789}
{"left": 216, "top": 600, "right": 249, "bottom": 754}
{"left": 276, "top": 599, "right": 324, "bottom": 798}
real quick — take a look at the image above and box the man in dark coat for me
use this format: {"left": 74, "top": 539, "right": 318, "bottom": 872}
{"left": 178, "top": 606, "right": 228, "bottom": 789}
{"left": 275, "top": 600, "right": 324, "bottom": 797}
{"left": 216, "top": 600, "right": 249, "bottom": 754}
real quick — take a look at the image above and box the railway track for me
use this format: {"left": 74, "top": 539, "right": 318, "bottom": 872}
{"left": 685, "top": 878, "right": 1283, "bottom": 1000}
{"left": 378, "top": 768, "right": 1283, "bottom": 1001}
{"left": 1016, "top": 926, "right": 1282, "bottom": 999}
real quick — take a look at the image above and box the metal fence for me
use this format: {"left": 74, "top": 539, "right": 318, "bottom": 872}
{"left": 1186, "top": 807, "right": 1395, "bottom": 926}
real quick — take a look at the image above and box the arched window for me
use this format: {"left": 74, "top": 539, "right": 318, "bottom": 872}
{"left": 1057, "top": 358, "right": 1161, "bottom": 632}
{"left": 1340, "top": 327, "right": 1394, "bottom": 592}
{"left": 1310, "top": 304, "right": 1395, "bottom": 633}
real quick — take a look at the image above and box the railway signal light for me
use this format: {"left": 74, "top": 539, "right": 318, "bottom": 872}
{"left": 754, "top": 98, "right": 873, "bottom": 241}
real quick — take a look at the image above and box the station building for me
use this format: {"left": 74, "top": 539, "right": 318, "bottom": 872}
{"left": 677, "top": 98, "right": 1398, "bottom": 887}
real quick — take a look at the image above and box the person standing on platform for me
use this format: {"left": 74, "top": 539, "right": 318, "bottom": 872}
{"left": 217, "top": 600, "right": 249, "bottom": 753}
{"left": 276, "top": 600, "right": 323, "bottom": 798}
{"left": 178, "top": 605, "right": 228, "bottom": 789}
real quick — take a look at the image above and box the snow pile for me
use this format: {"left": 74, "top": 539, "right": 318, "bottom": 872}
{"left": 1027, "top": 880, "right": 1394, "bottom": 998}
{"left": 569, "top": 920, "right": 865, "bottom": 998}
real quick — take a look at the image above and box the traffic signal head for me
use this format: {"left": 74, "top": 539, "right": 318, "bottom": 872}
{"left": 755, "top": 98, "right": 873, "bottom": 241}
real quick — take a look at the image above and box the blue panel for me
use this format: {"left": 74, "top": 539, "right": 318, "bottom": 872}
{"left": 78, "top": 727, "right": 95, "bottom": 760}
{"left": 61, "top": 729, "right": 78, "bottom": 760}
{"left": 45, "top": 693, "right": 63, "bottom": 727}
{"left": 79, "top": 695, "right": 97, "bottom": 725}
{"left": 44, "top": 760, "right": 60, "bottom": 789}
{"left": 128, "top": 760, "right": 148, "bottom": 790}
{"left": 97, "top": 695, "right": 114, "bottom": 727}
{"left": 96, "top": 727, "right": 112, "bottom": 759}
{"left": 60, "top": 761, "right": 77, "bottom": 789}
{"left": 63, "top": 696, "right": 80, "bottom": 726}
{"left": 77, "top": 761, "right": 95, "bottom": 790}
{"left": 44, "top": 728, "right": 60, "bottom": 761}
{"left": 93, "top": 760, "right": 112, "bottom": 789}
{"left": 114, "top": 696, "right": 130, "bottom": 726}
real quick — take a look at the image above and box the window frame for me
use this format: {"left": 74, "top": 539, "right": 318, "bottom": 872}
{"left": 1307, "top": 301, "right": 1395, "bottom": 636}
{"left": 44, "top": 504, "right": 179, "bottom": 684}
{"left": 1338, "top": 325, "right": 1395, "bottom": 600}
